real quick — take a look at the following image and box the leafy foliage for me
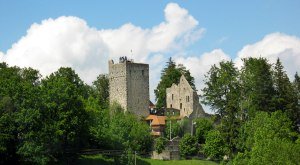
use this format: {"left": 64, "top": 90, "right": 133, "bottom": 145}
{"left": 203, "top": 130, "right": 227, "bottom": 160}
{"left": 90, "top": 103, "right": 152, "bottom": 153}
{"left": 273, "top": 58, "right": 298, "bottom": 124}
{"left": 0, "top": 63, "right": 152, "bottom": 164}
{"left": 154, "top": 137, "right": 168, "bottom": 154}
{"left": 293, "top": 72, "right": 300, "bottom": 126}
{"left": 240, "top": 57, "right": 275, "bottom": 118}
{"left": 202, "top": 61, "right": 240, "bottom": 154}
{"left": 0, "top": 64, "right": 41, "bottom": 164}
{"left": 164, "top": 119, "right": 184, "bottom": 140}
{"left": 195, "top": 118, "right": 213, "bottom": 144}
{"left": 233, "top": 111, "right": 300, "bottom": 164}
{"left": 179, "top": 134, "right": 198, "bottom": 158}
{"left": 92, "top": 74, "right": 109, "bottom": 109}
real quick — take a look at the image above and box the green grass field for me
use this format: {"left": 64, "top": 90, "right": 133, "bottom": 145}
{"left": 77, "top": 155, "right": 218, "bottom": 165}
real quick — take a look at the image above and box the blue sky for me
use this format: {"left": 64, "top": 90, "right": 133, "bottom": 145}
{"left": 1, "top": 0, "right": 300, "bottom": 56}
{"left": 1, "top": 1, "right": 300, "bottom": 113}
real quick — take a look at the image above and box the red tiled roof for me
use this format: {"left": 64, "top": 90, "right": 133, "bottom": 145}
{"left": 146, "top": 115, "right": 166, "bottom": 126}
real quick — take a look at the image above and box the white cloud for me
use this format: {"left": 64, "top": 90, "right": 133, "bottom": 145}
{"left": 235, "top": 32, "right": 300, "bottom": 78}
{"left": 99, "top": 2, "right": 204, "bottom": 62}
{"left": 148, "top": 54, "right": 165, "bottom": 102}
{"left": 0, "top": 3, "right": 204, "bottom": 85}
{"left": 0, "top": 51, "right": 3, "bottom": 61}
{"left": 2, "top": 16, "right": 108, "bottom": 83}
{"left": 175, "top": 49, "right": 230, "bottom": 93}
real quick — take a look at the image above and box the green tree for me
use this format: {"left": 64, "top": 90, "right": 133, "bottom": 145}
{"left": 240, "top": 57, "right": 275, "bottom": 118}
{"left": 293, "top": 72, "right": 300, "bottom": 127}
{"left": 85, "top": 96, "right": 111, "bottom": 148}
{"left": 195, "top": 118, "right": 213, "bottom": 144}
{"left": 0, "top": 64, "right": 42, "bottom": 164}
{"left": 0, "top": 96, "right": 18, "bottom": 164}
{"left": 202, "top": 61, "right": 240, "bottom": 117}
{"left": 203, "top": 130, "right": 227, "bottom": 160}
{"left": 155, "top": 57, "right": 195, "bottom": 108}
{"left": 164, "top": 119, "right": 183, "bottom": 140}
{"left": 154, "top": 137, "right": 168, "bottom": 154}
{"left": 237, "top": 111, "right": 296, "bottom": 152}
{"left": 294, "top": 72, "right": 300, "bottom": 91}
{"left": 273, "top": 58, "right": 298, "bottom": 124}
{"left": 92, "top": 74, "right": 109, "bottom": 108}
{"left": 234, "top": 111, "right": 300, "bottom": 164}
{"left": 202, "top": 61, "right": 240, "bottom": 153}
{"left": 38, "top": 67, "right": 89, "bottom": 162}
{"left": 106, "top": 103, "right": 152, "bottom": 153}
{"left": 179, "top": 134, "right": 198, "bottom": 158}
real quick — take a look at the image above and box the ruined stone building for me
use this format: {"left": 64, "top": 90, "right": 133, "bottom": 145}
{"left": 166, "top": 75, "right": 205, "bottom": 118}
{"left": 108, "top": 57, "right": 149, "bottom": 117}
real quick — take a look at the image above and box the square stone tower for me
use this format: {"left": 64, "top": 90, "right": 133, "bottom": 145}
{"left": 108, "top": 58, "right": 149, "bottom": 117}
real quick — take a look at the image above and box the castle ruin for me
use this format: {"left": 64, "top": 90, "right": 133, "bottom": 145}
{"left": 108, "top": 57, "right": 149, "bottom": 117}
{"left": 166, "top": 75, "right": 205, "bottom": 118}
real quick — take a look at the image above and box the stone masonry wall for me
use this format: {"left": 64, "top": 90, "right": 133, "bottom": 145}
{"left": 109, "top": 60, "right": 149, "bottom": 117}
{"left": 109, "top": 60, "right": 127, "bottom": 108}
{"left": 126, "top": 63, "right": 149, "bottom": 117}
{"left": 166, "top": 75, "right": 205, "bottom": 118}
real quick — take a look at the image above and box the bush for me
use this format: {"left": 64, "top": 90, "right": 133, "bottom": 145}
{"left": 203, "top": 130, "right": 227, "bottom": 160}
{"left": 179, "top": 134, "right": 198, "bottom": 158}
{"left": 232, "top": 111, "right": 300, "bottom": 164}
{"left": 195, "top": 118, "right": 213, "bottom": 144}
{"left": 154, "top": 137, "right": 167, "bottom": 154}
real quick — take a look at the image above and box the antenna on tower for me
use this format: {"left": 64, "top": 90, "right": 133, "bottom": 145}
{"left": 130, "top": 49, "right": 134, "bottom": 62}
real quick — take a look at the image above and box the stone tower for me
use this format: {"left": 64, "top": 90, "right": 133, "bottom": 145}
{"left": 108, "top": 57, "right": 149, "bottom": 117}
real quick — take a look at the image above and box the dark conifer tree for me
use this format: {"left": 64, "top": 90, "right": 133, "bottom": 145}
{"left": 240, "top": 57, "right": 275, "bottom": 118}
{"left": 273, "top": 58, "right": 297, "bottom": 123}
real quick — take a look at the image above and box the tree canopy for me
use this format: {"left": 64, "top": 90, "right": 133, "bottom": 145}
{"left": 201, "top": 57, "right": 300, "bottom": 162}
{"left": 0, "top": 63, "right": 152, "bottom": 164}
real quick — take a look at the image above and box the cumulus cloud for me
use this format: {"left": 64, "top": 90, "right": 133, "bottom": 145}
{"left": 0, "top": 51, "right": 3, "bottom": 61}
{"left": 0, "top": 2, "right": 204, "bottom": 85}
{"left": 175, "top": 49, "right": 230, "bottom": 93}
{"left": 148, "top": 54, "right": 166, "bottom": 102}
{"left": 236, "top": 32, "right": 300, "bottom": 78}
{"left": 99, "top": 2, "right": 204, "bottom": 62}
{"left": 2, "top": 16, "right": 108, "bottom": 83}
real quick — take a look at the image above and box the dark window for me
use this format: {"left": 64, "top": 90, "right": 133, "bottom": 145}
{"left": 172, "top": 94, "right": 174, "bottom": 100}
{"left": 180, "top": 103, "right": 182, "bottom": 109}
{"left": 187, "top": 96, "right": 189, "bottom": 102}
{"left": 170, "top": 104, "right": 172, "bottom": 108}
